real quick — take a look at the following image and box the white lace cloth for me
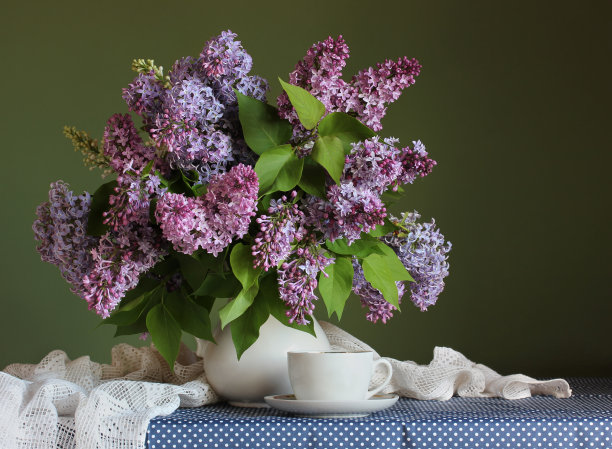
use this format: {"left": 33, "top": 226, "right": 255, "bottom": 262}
{"left": 0, "top": 322, "right": 571, "bottom": 449}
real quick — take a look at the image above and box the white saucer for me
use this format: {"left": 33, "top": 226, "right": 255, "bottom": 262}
{"left": 264, "top": 393, "right": 399, "bottom": 418}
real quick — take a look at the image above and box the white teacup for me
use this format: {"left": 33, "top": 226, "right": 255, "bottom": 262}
{"left": 287, "top": 350, "right": 393, "bottom": 401}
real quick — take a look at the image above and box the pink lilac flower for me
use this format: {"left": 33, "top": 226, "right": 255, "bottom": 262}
{"left": 278, "top": 241, "right": 334, "bottom": 325}
{"left": 352, "top": 259, "right": 405, "bottom": 324}
{"left": 154, "top": 193, "right": 202, "bottom": 254}
{"left": 32, "top": 181, "right": 97, "bottom": 297}
{"left": 82, "top": 224, "right": 167, "bottom": 318}
{"left": 384, "top": 211, "right": 451, "bottom": 311}
{"left": 155, "top": 164, "right": 258, "bottom": 256}
{"left": 398, "top": 140, "right": 437, "bottom": 184}
{"left": 252, "top": 191, "right": 306, "bottom": 271}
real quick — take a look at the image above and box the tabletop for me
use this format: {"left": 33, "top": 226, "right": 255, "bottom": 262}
{"left": 146, "top": 378, "right": 612, "bottom": 449}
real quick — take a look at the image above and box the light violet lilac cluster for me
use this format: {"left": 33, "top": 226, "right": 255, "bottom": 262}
{"left": 125, "top": 30, "right": 268, "bottom": 184}
{"left": 33, "top": 180, "right": 167, "bottom": 318}
{"left": 277, "top": 35, "right": 421, "bottom": 140}
{"left": 385, "top": 211, "right": 452, "bottom": 312}
{"left": 33, "top": 181, "right": 98, "bottom": 298}
{"left": 352, "top": 211, "right": 451, "bottom": 323}
{"left": 155, "top": 164, "right": 258, "bottom": 256}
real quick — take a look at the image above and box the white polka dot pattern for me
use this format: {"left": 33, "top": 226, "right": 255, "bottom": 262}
{"left": 146, "top": 378, "right": 612, "bottom": 449}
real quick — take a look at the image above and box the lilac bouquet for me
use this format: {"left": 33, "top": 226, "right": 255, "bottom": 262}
{"left": 33, "top": 31, "right": 451, "bottom": 367}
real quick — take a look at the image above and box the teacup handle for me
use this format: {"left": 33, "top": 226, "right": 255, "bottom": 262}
{"left": 366, "top": 358, "right": 393, "bottom": 399}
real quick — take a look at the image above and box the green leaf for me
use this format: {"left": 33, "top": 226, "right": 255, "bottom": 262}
{"left": 368, "top": 219, "right": 397, "bottom": 237}
{"left": 164, "top": 290, "right": 214, "bottom": 341}
{"left": 194, "top": 251, "right": 224, "bottom": 273}
{"left": 318, "top": 112, "right": 376, "bottom": 153}
{"left": 318, "top": 256, "right": 354, "bottom": 320}
{"left": 218, "top": 284, "right": 259, "bottom": 329}
{"left": 117, "top": 276, "right": 161, "bottom": 307}
{"left": 298, "top": 159, "right": 328, "bottom": 198}
{"left": 311, "top": 136, "right": 345, "bottom": 185}
{"left": 141, "top": 159, "right": 155, "bottom": 178}
{"left": 273, "top": 155, "right": 304, "bottom": 192}
{"left": 151, "top": 256, "right": 179, "bottom": 278}
{"left": 191, "top": 294, "right": 216, "bottom": 311}
{"left": 146, "top": 303, "right": 182, "bottom": 369}
{"left": 87, "top": 180, "right": 117, "bottom": 236}
{"left": 278, "top": 78, "right": 325, "bottom": 130}
{"left": 229, "top": 271, "right": 323, "bottom": 360}
{"left": 360, "top": 249, "right": 413, "bottom": 310}
{"left": 175, "top": 253, "right": 208, "bottom": 292}
{"left": 381, "top": 186, "right": 404, "bottom": 206}
{"left": 192, "top": 184, "right": 207, "bottom": 197}
{"left": 103, "top": 282, "right": 163, "bottom": 326}
{"left": 192, "top": 272, "right": 241, "bottom": 298}
{"left": 230, "top": 292, "right": 271, "bottom": 360}
{"left": 230, "top": 243, "right": 261, "bottom": 289}
{"left": 235, "top": 90, "right": 292, "bottom": 154}
{"left": 361, "top": 254, "right": 402, "bottom": 310}
{"left": 103, "top": 293, "right": 149, "bottom": 326}
{"left": 114, "top": 320, "right": 148, "bottom": 337}
{"left": 253, "top": 144, "right": 295, "bottom": 194}
{"left": 325, "top": 235, "right": 383, "bottom": 258}
{"left": 371, "top": 244, "right": 414, "bottom": 282}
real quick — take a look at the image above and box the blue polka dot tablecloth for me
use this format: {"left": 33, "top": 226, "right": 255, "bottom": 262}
{"left": 147, "top": 378, "right": 612, "bottom": 449}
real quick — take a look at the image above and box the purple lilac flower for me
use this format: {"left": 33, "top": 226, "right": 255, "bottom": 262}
{"left": 278, "top": 35, "right": 350, "bottom": 139}
{"left": 200, "top": 30, "right": 253, "bottom": 79}
{"left": 278, "top": 241, "right": 334, "bottom": 325}
{"left": 32, "top": 181, "right": 97, "bottom": 297}
{"left": 103, "top": 113, "right": 158, "bottom": 175}
{"left": 155, "top": 164, "right": 258, "bottom": 256}
{"left": 303, "top": 136, "right": 437, "bottom": 243}
{"left": 82, "top": 224, "right": 167, "bottom": 318}
{"left": 344, "top": 137, "right": 405, "bottom": 194}
{"left": 384, "top": 211, "right": 451, "bottom": 311}
{"left": 122, "top": 73, "right": 165, "bottom": 125}
{"left": 398, "top": 140, "right": 437, "bottom": 184}
{"left": 348, "top": 56, "right": 422, "bottom": 131}
{"left": 139, "top": 30, "right": 268, "bottom": 183}
{"left": 170, "top": 75, "right": 225, "bottom": 125}
{"left": 278, "top": 35, "right": 421, "bottom": 141}
{"left": 252, "top": 191, "right": 306, "bottom": 271}
{"left": 103, "top": 173, "right": 165, "bottom": 231}
{"left": 304, "top": 182, "right": 387, "bottom": 244}
{"left": 352, "top": 259, "right": 405, "bottom": 324}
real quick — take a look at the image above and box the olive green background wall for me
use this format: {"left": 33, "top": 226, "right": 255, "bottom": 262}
{"left": 1, "top": 0, "right": 610, "bottom": 377}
